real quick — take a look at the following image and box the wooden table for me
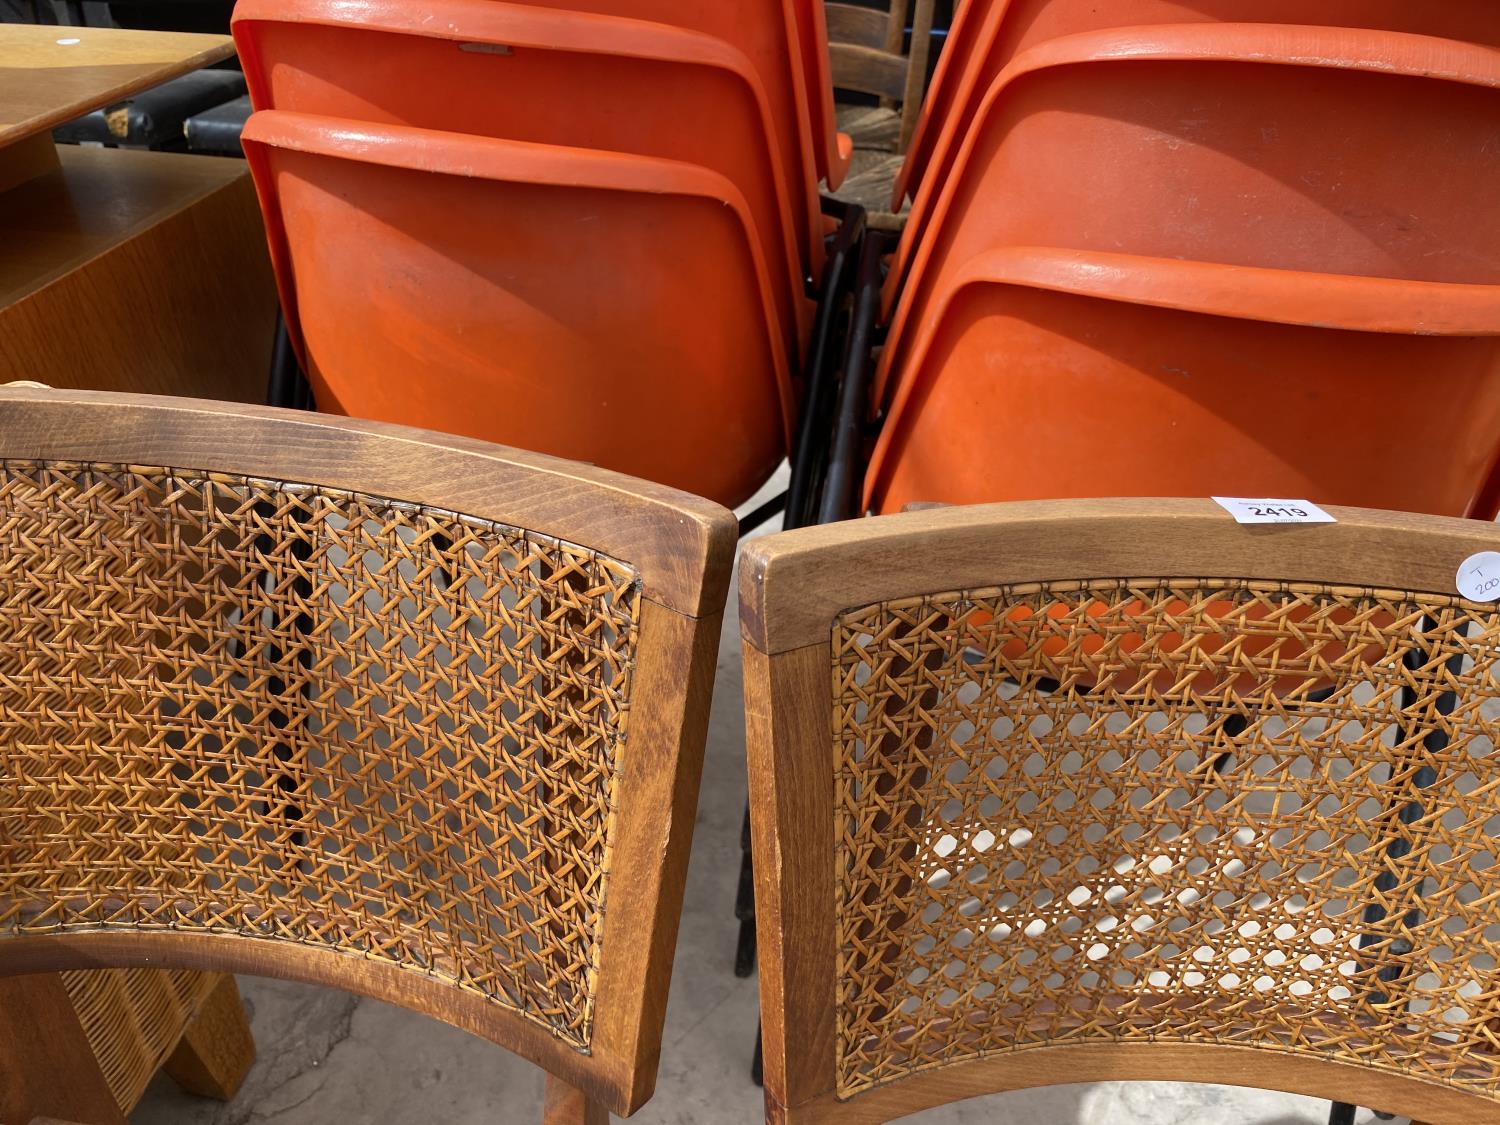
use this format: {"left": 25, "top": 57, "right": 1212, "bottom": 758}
{"left": 0, "top": 23, "right": 275, "bottom": 400}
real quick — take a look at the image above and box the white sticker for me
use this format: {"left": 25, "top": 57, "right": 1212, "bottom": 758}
{"left": 1457, "top": 552, "right": 1500, "bottom": 603}
{"left": 1212, "top": 497, "right": 1337, "bottom": 525}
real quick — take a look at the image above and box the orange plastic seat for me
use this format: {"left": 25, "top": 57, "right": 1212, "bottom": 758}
{"left": 878, "top": 25, "right": 1500, "bottom": 405}
{"left": 242, "top": 111, "right": 793, "bottom": 508}
{"left": 504, "top": 0, "right": 846, "bottom": 194}
{"left": 233, "top": 0, "right": 814, "bottom": 355}
{"left": 789, "top": 0, "right": 853, "bottom": 190}
{"left": 863, "top": 249, "right": 1500, "bottom": 520}
{"left": 889, "top": 0, "right": 984, "bottom": 209}
{"left": 894, "top": 0, "right": 1500, "bottom": 210}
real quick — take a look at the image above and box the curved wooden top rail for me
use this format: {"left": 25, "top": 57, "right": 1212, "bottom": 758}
{"left": 741, "top": 497, "right": 1500, "bottom": 652}
{"left": 0, "top": 387, "right": 735, "bottom": 617}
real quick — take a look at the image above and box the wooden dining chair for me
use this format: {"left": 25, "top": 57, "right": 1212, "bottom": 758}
{"left": 742, "top": 498, "right": 1500, "bottom": 1123}
{"left": 0, "top": 387, "right": 736, "bottom": 1123}
{"left": 825, "top": 0, "right": 937, "bottom": 152}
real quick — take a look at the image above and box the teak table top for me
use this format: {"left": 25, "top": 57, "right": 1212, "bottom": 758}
{"left": 0, "top": 23, "right": 234, "bottom": 148}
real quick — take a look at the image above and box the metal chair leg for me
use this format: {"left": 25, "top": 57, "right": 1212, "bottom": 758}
{"left": 734, "top": 806, "right": 757, "bottom": 977}
{"left": 1327, "top": 1103, "right": 1356, "bottom": 1125}
{"left": 266, "top": 312, "right": 312, "bottom": 411}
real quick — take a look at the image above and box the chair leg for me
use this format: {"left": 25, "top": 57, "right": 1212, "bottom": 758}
{"left": 750, "top": 1019, "right": 763, "bottom": 1087}
{"left": 542, "top": 1074, "right": 608, "bottom": 1125}
{"left": 266, "top": 312, "right": 311, "bottom": 411}
{"left": 734, "top": 804, "right": 757, "bottom": 977}
{"left": 0, "top": 974, "right": 126, "bottom": 1125}
{"left": 162, "top": 974, "right": 256, "bottom": 1101}
{"left": 1326, "top": 1103, "right": 1356, "bottom": 1125}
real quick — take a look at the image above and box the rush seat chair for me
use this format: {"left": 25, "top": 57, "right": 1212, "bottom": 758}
{"left": 879, "top": 25, "right": 1500, "bottom": 403}
{"left": 0, "top": 386, "right": 736, "bottom": 1123}
{"left": 825, "top": 0, "right": 939, "bottom": 153}
{"left": 242, "top": 111, "right": 796, "bottom": 509}
{"left": 894, "top": 0, "right": 1500, "bottom": 211}
{"left": 232, "top": 0, "right": 825, "bottom": 305}
{"left": 862, "top": 249, "right": 1500, "bottom": 520}
{"left": 742, "top": 497, "right": 1500, "bottom": 1124}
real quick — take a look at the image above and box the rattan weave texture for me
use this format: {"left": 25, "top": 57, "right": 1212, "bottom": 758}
{"left": 833, "top": 578, "right": 1500, "bottom": 1098}
{"left": 0, "top": 461, "right": 641, "bottom": 1049}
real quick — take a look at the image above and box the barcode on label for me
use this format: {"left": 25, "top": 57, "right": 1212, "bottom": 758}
{"left": 1212, "top": 497, "right": 1337, "bottom": 525}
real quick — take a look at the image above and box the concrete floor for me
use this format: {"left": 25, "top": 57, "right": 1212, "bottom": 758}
{"left": 133, "top": 468, "right": 1405, "bottom": 1125}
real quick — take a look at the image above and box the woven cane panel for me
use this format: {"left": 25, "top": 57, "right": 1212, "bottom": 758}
{"left": 832, "top": 580, "right": 1500, "bottom": 1098}
{"left": 61, "top": 967, "right": 208, "bottom": 1111}
{"left": 0, "top": 462, "right": 641, "bottom": 1047}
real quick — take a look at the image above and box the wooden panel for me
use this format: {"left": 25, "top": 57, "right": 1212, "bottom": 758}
{"left": 0, "top": 24, "right": 232, "bottom": 147}
{"left": 0, "top": 143, "right": 252, "bottom": 302}
{"left": 0, "top": 974, "right": 126, "bottom": 1125}
{"left": 161, "top": 975, "right": 255, "bottom": 1100}
{"left": 0, "top": 146, "right": 275, "bottom": 406}
{"left": 543, "top": 1075, "right": 609, "bottom": 1125}
{"left": 826, "top": 2, "right": 890, "bottom": 49}
{"left": 0, "top": 131, "right": 60, "bottom": 195}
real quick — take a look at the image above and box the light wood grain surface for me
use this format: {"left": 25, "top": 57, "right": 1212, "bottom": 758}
{"left": 0, "top": 23, "right": 233, "bottom": 147}
{"left": 0, "top": 146, "right": 275, "bottom": 406}
{"left": 0, "top": 142, "right": 253, "bottom": 302}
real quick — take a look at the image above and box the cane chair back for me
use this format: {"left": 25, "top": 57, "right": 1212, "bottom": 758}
{"left": 880, "top": 25, "right": 1500, "bottom": 392}
{"left": 863, "top": 249, "right": 1500, "bottom": 521}
{"left": 0, "top": 388, "right": 736, "bottom": 1118}
{"left": 742, "top": 499, "right": 1500, "bottom": 1123}
{"left": 893, "top": 0, "right": 1500, "bottom": 210}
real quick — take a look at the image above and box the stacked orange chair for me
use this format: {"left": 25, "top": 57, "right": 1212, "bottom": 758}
{"left": 233, "top": 0, "right": 850, "bottom": 507}
{"left": 868, "top": 14, "right": 1500, "bottom": 518}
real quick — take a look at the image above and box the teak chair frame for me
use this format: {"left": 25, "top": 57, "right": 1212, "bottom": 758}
{"left": 0, "top": 388, "right": 737, "bottom": 1122}
{"left": 825, "top": 0, "right": 936, "bottom": 152}
{"left": 742, "top": 497, "right": 1500, "bottom": 1124}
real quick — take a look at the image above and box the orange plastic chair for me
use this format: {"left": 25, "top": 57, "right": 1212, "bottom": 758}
{"left": 242, "top": 111, "right": 794, "bottom": 508}
{"left": 790, "top": 0, "right": 854, "bottom": 189}
{"left": 878, "top": 25, "right": 1500, "bottom": 405}
{"left": 889, "top": 0, "right": 984, "bottom": 208}
{"left": 505, "top": 0, "right": 848, "bottom": 194}
{"left": 893, "top": 0, "right": 1500, "bottom": 210}
{"left": 233, "top": 0, "right": 814, "bottom": 353}
{"left": 863, "top": 248, "right": 1500, "bottom": 519}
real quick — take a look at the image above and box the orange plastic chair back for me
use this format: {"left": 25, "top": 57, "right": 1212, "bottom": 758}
{"left": 790, "top": 0, "right": 852, "bottom": 189}
{"left": 501, "top": 0, "right": 845, "bottom": 194}
{"left": 243, "top": 111, "right": 793, "bottom": 508}
{"left": 233, "top": 0, "right": 813, "bottom": 354}
{"left": 895, "top": 0, "right": 1500, "bottom": 211}
{"left": 878, "top": 26, "right": 1500, "bottom": 404}
{"left": 864, "top": 249, "right": 1500, "bottom": 520}
{"left": 890, "top": 0, "right": 983, "bottom": 208}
